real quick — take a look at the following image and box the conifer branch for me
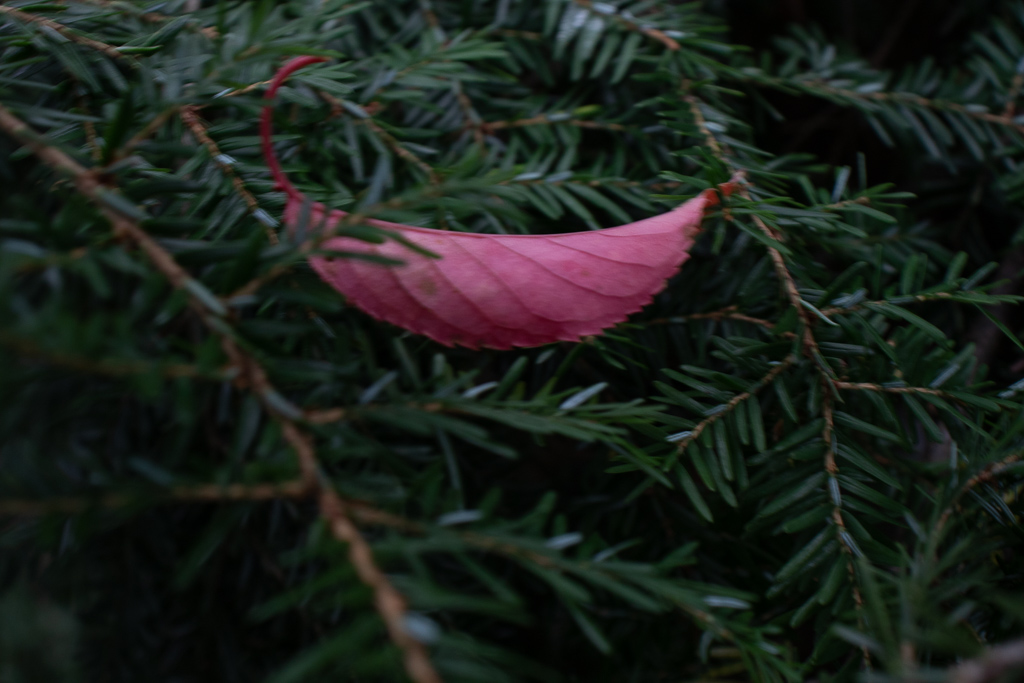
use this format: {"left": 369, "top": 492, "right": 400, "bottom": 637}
{"left": 0, "top": 4, "right": 137, "bottom": 65}
{"left": 74, "top": 89, "right": 102, "bottom": 161}
{"left": 833, "top": 381, "right": 950, "bottom": 396}
{"left": 1004, "top": 71, "right": 1024, "bottom": 118}
{"left": 321, "top": 91, "right": 441, "bottom": 185}
{"left": 5, "top": 4, "right": 1020, "bottom": 677}
{"left": 683, "top": 88, "right": 868, "bottom": 654}
{"left": 683, "top": 91, "right": 725, "bottom": 157}
{"left": 645, "top": 306, "right": 782, "bottom": 332}
{"left": 112, "top": 106, "right": 179, "bottom": 161}
{"left": 571, "top": 0, "right": 680, "bottom": 51}
{"left": 674, "top": 357, "right": 794, "bottom": 455}
{"left": 180, "top": 105, "right": 278, "bottom": 243}
{"left": 63, "top": 0, "right": 220, "bottom": 37}
{"left": 0, "top": 103, "right": 444, "bottom": 683}
{"left": 936, "top": 453, "right": 1021, "bottom": 536}
{"left": 483, "top": 114, "right": 628, "bottom": 133}
{"left": 220, "top": 79, "right": 274, "bottom": 98}
{"left": 745, "top": 73, "right": 1024, "bottom": 136}
{"left": 453, "top": 81, "right": 485, "bottom": 146}
{"left": 821, "top": 385, "right": 870, "bottom": 668}
{"left": 492, "top": 28, "right": 543, "bottom": 40}
{"left": 820, "top": 292, "right": 965, "bottom": 316}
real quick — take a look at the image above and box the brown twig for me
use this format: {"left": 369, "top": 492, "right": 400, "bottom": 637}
{"left": 63, "top": 0, "right": 221, "bottom": 38}
{"left": 112, "top": 106, "right": 179, "bottom": 162}
{"left": 833, "top": 381, "right": 951, "bottom": 397}
{"left": 0, "top": 5, "right": 137, "bottom": 65}
{"left": 0, "top": 103, "right": 443, "bottom": 683}
{"left": 492, "top": 28, "right": 543, "bottom": 41}
{"left": 74, "top": 88, "right": 103, "bottom": 162}
{"left": 683, "top": 92, "right": 724, "bottom": 157}
{"left": 822, "top": 196, "right": 871, "bottom": 211}
{"left": 366, "top": 118, "right": 440, "bottom": 183}
{"left": 219, "top": 79, "right": 274, "bottom": 98}
{"left": 452, "top": 81, "right": 485, "bottom": 146}
{"left": 646, "top": 305, "right": 780, "bottom": 332}
{"left": 674, "top": 357, "right": 795, "bottom": 455}
{"left": 316, "top": 91, "right": 441, "bottom": 185}
{"left": 484, "top": 114, "right": 627, "bottom": 133}
{"left": 571, "top": 0, "right": 680, "bottom": 51}
{"left": 822, "top": 391, "right": 871, "bottom": 669}
{"left": 305, "top": 406, "right": 348, "bottom": 424}
{"left": 683, "top": 88, "right": 870, "bottom": 663}
{"left": 274, "top": 422, "right": 441, "bottom": 683}
{"left": 751, "top": 74, "right": 1024, "bottom": 136}
{"left": 819, "top": 292, "right": 959, "bottom": 317}
{"left": 180, "top": 105, "right": 278, "bottom": 243}
{"left": 935, "top": 453, "right": 1021, "bottom": 535}
{"left": 1005, "top": 72, "right": 1024, "bottom": 118}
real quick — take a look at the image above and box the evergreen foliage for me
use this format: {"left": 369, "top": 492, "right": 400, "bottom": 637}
{"left": 2, "top": 1, "right": 1024, "bottom": 681}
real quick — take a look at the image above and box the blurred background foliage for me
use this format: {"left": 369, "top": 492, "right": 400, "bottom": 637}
{"left": 1, "top": 0, "right": 1024, "bottom": 681}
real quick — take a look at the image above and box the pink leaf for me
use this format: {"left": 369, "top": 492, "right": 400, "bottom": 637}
{"left": 262, "top": 56, "right": 727, "bottom": 349}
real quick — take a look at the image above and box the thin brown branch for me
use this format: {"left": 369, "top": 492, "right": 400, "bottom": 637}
{"left": 63, "top": 0, "right": 220, "bottom": 38}
{"left": 365, "top": 118, "right": 440, "bottom": 183}
{"left": 936, "top": 453, "right": 1021, "bottom": 535}
{"left": 821, "top": 389, "right": 871, "bottom": 668}
{"left": 682, "top": 89, "right": 868, "bottom": 663}
{"left": 420, "top": 1, "right": 440, "bottom": 29}
{"left": 180, "top": 105, "right": 278, "bottom": 244}
{"left": 682, "top": 93, "right": 824, "bottom": 367}
{"left": 572, "top": 0, "right": 680, "bottom": 51}
{"left": 752, "top": 74, "right": 1024, "bottom": 136}
{"left": 74, "top": 89, "right": 103, "bottom": 162}
{"left": 0, "top": 104, "right": 195, "bottom": 292}
{"left": 746, "top": 197, "right": 824, "bottom": 360}
{"left": 316, "top": 91, "right": 440, "bottom": 184}
{"left": 675, "top": 357, "right": 795, "bottom": 455}
{"left": 646, "top": 305, "right": 780, "bottom": 332}
{"left": 0, "top": 5, "right": 137, "bottom": 64}
{"left": 0, "top": 103, "right": 443, "bottom": 683}
{"left": 305, "top": 406, "right": 348, "bottom": 424}
{"left": 492, "top": 28, "right": 543, "bottom": 40}
{"left": 822, "top": 196, "right": 871, "bottom": 211}
{"left": 819, "top": 292, "right": 958, "bottom": 317}
{"left": 277, "top": 422, "right": 442, "bottom": 683}
{"left": 453, "top": 81, "right": 485, "bottom": 146}
{"left": 683, "top": 91, "right": 724, "bottom": 157}
{"left": 1005, "top": 72, "right": 1024, "bottom": 118}
{"left": 220, "top": 79, "right": 274, "bottom": 98}
{"left": 113, "top": 106, "right": 179, "bottom": 161}
{"left": 833, "top": 381, "right": 950, "bottom": 397}
{"left": 484, "top": 114, "right": 627, "bottom": 133}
